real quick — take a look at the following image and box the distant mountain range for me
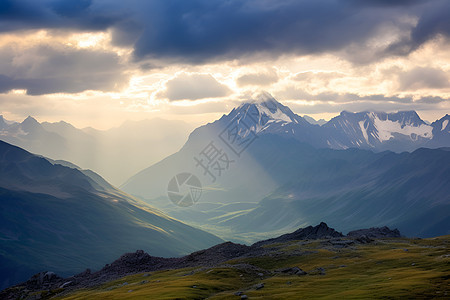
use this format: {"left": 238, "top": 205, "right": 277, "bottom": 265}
{"left": 303, "top": 115, "right": 327, "bottom": 126}
{"left": 0, "top": 140, "right": 221, "bottom": 290}
{"left": 121, "top": 94, "right": 450, "bottom": 242}
{"left": 0, "top": 116, "right": 193, "bottom": 185}
{"left": 323, "top": 110, "right": 447, "bottom": 152}
{"left": 210, "top": 93, "right": 449, "bottom": 152}
{"left": 1, "top": 98, "right": 449, "bottom": 187}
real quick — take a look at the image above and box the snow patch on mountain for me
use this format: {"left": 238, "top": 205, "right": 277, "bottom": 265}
{"left": 254, "top": 102, "right": 294, "bottom": 124}
{"left": 372, "top": 115, "right": 433, "bottom": 142}
{"left": 359, "top": 120, "right": 370, "bottom": 145}
{"left": 442, "top": 120, "right": 449, "bottom": 131}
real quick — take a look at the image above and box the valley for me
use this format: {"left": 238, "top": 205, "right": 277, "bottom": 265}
{"left": 121, "top": 95, "right": 450, "bottom": 242}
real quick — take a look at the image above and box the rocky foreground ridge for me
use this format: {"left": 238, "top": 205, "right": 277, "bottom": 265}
{"left": 0, "top": 223, "right": 403, "bottom": 299}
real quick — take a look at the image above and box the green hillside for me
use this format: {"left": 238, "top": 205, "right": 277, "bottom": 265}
{"left": 14, "top": 235, "right": 449, "bottom": 299}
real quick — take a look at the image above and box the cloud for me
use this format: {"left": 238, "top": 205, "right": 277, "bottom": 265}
{"left": 274, "top": 86, "right": 448, "bottom": 104}
{"left": 129, "top": 0, "right": 413, "bottom": 63}
{"left": 1, "top": 0, "right": 449, "bottom": 64}
{"left": 0, "top": 0, "right": 122, "bottom": 32}
{"left": 0, "top": 44, "right": 128, "bottom": 95}
{"left": 160, "top": 73, "right": 231, "bottom": 101}
{"left": 237, "top": 70, "right": 278, "bottom": 87}
{"left": 398, "top": 67, "right": 449, "bottom": 91}
{"left": 386, "top": 0, "right": 450, "bottom": 56}
{"left": 286, "top": 98, "right": 447, "bottom": 116}
{"left": 293, "top": 71, "right": 346, "bottom": 90}
{"left": 294, "top": 72, "right": 345, "bottom": 82}
{"left": 168, "top": 100, "right": 232, "bottom": 115}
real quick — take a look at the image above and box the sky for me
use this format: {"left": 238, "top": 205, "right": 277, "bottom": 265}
{"left": 0, "top": 0, "right": 449, "bottom": 129}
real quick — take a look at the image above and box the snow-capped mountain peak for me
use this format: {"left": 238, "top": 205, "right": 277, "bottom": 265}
{"left": 202, "top": 93, "right": 324, "bottom": 151}
{"left": 227, "top": 93, "right": 308, "bottom": 134}
{"left": 214, "top": 94, "right": 448, "bottom": 153}
{"left": 325, "top": 110, "right": 434, "bottom": 151}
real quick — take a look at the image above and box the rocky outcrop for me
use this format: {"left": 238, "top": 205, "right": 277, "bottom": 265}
{"left": 181, "top": 242, "right": 254, "bottom": 267}
{"left": 253, "top": 222, "right": 344, "bottom": 247}
{"left": 99, "top": 250, "right": 177, "bottom": 276}
{"left": 347, "top": 226, "right": 401, "bottom": 238}
{"left": 25, "top": 271, "right": 63, "bottom": 290}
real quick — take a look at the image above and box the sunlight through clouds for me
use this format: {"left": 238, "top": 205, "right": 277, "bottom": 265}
{"left": 0, "top": 0, "right": 448, "bottom": 128}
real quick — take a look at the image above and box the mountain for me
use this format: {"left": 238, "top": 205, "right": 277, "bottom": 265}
{"left": 2, "top": 223, "right": 448, "bottom": 300}
{"left": 0, "top": 116, "right": 193, "bottom": 185}
{"left": 428, "top": 114, "right": 450, "bottom": 148}
{"left": 121, "top": 94, "right": 450, "bottom": 242}
{"left": 303, "top": 115, "right": 327, "bottom": 126}
{"left": 218, "top": 135, "right": 450, "bottom": 238}
{"left": 121, "top": 93, "right": 323, "bottom": 202}
{"left": 323, "top": 110, "right": 434, "bottom": 152}
{"left": 0, "top": 140, "right": 222, "bottom": 290}
{"left": 321, "top": 111, "right": 450, "bottom": 151}
{"left": 1, "top": 101, "right": 448, "bottom": 186}
{"left": 0, "top": 116, "right": 68, "bottom": 159}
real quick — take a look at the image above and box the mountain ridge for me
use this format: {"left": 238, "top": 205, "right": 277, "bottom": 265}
{"left": 0, "top": 116, "right": 193, "bottom": 185}
{"left": 0, "top": 222, "right": 404, "bottom": 299}
{"left": 0, "top": 140, "right": 222, "bottom": 290}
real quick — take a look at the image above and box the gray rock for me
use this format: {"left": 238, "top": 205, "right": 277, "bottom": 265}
{"left": 355, "top": 235, "right": 374, "bottom": 244}
{"left": 330, "top": 239, "right": 355, "bottom": 247}
{"left": 254, "top": 283, "right": 265, "bottom": 290}
{"left": 292, "top": 267, "right": 307, "bottom": 275}
{"left": 317, "top": 267, "right": 326, "bottom": 275}
{"left": 278, "top": 266, "right": 307, "bottom": 276}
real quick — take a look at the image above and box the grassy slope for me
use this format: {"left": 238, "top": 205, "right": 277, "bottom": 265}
{"left": 54, "top": 236, "right": 449, "bottom": 299}
{"left": 0, "top": 140, "right": 223, "bottom": 289}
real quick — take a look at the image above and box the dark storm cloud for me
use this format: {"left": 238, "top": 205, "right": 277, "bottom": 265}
{"left": 0, "top": 0, "right": 121, "bottom": 32}
{"left": 1, "top": 0, "right": 450, "bottom": 64}
{"left": 0, "top": 45, "right": 128, "bottom": 95}
{"left": 386, "top": 0, "right": 450, "bottom": 56}
{"left": 130, "top": 0, "right": 390, "bottom": 62}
